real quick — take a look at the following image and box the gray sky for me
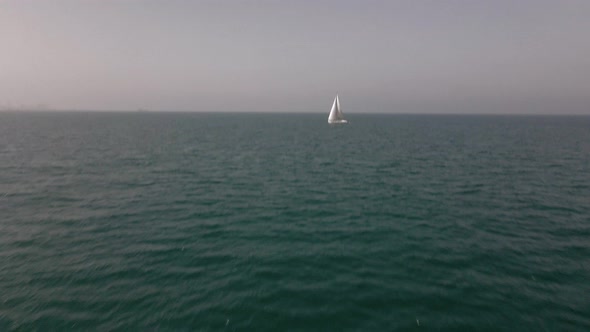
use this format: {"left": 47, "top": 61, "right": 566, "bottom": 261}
{"left": 2, "top": 0, "right": 590, "bottom": 113}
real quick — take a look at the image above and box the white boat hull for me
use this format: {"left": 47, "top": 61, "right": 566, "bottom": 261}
{"left": 328, "top": 119, "right": 348, "bottom": 124}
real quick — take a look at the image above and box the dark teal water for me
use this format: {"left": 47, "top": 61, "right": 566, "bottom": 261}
{"left": 1, "top": 112, "right": 589, "bottom": 331}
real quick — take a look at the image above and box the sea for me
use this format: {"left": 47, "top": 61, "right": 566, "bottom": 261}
{"left": 1, "top": 111, "right": 589, "bottom": 331}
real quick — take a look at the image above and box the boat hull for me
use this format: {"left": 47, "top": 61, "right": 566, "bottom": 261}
{"left": 328, "top": 119, "right": 348, "bottom": 124}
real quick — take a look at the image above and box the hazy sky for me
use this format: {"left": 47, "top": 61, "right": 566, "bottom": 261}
{"left": 2, "top": 0, "right": 590, "bottom": 113}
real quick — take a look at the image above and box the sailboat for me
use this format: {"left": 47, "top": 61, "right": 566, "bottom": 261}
{"left": 328, "top": 94, "right": 348, "bottom": 124}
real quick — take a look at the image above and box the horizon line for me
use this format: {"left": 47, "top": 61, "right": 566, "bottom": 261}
{"left": 1, "top": 109, "right": 589, "bottom": 116}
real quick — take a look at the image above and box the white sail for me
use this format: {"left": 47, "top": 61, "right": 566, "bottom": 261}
{"left": 328, "top": 94, "right": 348, "bottom": 124}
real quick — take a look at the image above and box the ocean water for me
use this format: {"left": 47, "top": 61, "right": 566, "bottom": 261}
{"left": 1, "top": 112, "right": 589, "bottom": 331}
